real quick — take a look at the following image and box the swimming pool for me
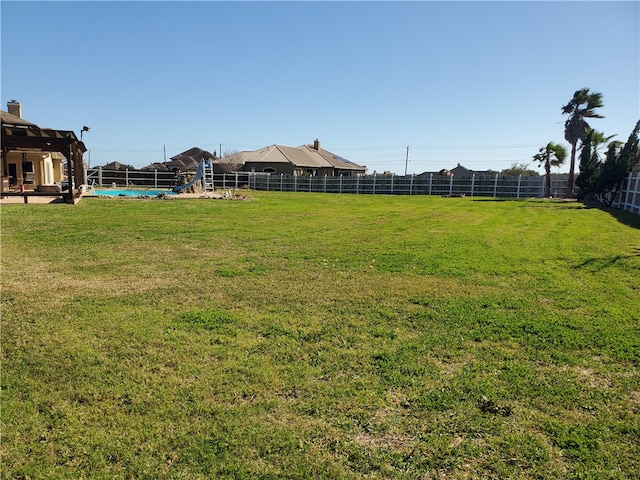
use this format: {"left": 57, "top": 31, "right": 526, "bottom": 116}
{"left": 92, "top": 188, "right": 176, "bottom": 197}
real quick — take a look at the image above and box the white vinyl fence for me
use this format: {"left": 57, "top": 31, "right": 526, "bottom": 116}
{"left": 246, "top": 173, "right": 570, "bottom": 199}
{"left": 85, "top": 167, "right": 640, "bottom": 215}
{"left": 612, "top": 171, "right": 640, "bottom": 215}
{"left": 86, "top": 167, "right": 572, "bottom": 199}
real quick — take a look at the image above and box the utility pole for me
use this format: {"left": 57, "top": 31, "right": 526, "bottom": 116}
{"left": 405, "top": 146, "right": 409, "bottom": 176}
{"left": 163, "top": 144, "right": 166, "bottom": 163}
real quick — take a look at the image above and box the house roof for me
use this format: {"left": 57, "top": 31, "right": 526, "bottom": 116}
{"left": 1, "top": 109, "right": 86, "bottom": 153}
{"left": 302, "top": 144, "right": 365, "bottom": 171}
{"left": 418, "top": 163, "right": 491, "bottom": 177}
{"left": 226, "top": 143, "right": 366, "bottom": 171}
{"left": 100, "top": 161, "right": 128, "bottom": 170}
{"left": 141, "top": 147, "right": 216, "bottom": 171}
{"left": 1, "top": 109, "right": 38, "bottom": 127}
{"left": 141, "top": 162, "right": 170, "bottom": 172}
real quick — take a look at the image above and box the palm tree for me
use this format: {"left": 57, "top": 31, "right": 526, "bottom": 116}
{"left": 533, "top": 142, "right": 567, "bottom": 197}
{"left": 562, "top": 88, "right": 604, "bottom": 195}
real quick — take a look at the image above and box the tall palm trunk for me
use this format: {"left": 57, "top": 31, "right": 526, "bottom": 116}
{"left": 567, "top": 141, "right": 577, "bottom": 195}
{"left": 545, "top": 159, "right": 552, "bottom": 197}
{"left": 562, "top": 88, "right": 604, "bottom": 198}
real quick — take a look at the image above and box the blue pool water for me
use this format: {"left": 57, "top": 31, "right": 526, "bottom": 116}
{"left": 92, "top": 189, "right": 176, "bottom": 197}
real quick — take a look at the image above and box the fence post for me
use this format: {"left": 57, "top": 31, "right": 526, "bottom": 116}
{"left": 294, "top": 175, "right": 297, "bottom": 192}
{"left": 449, "top": 174, "right": 454, "bottom": 196}
{"left": 429, "top": 174, "right": 433, "bottom": 195}
{"left": 373, "top": 173, "right": 376, "bottom": 195}
{"left": 541, "top": 176, "right": 546, "bottom": 198}
{"left": 324, "top": 175, "right": 327, "bottom": 193}
{"left": 356, "top": 175, "right": 360, "bottom": 194}
{"left": 471, "top": 173, "right": 475, "bottom": 197}
{"left": 126, "top": 168, "right": 129, "bottom": 186}
{"left": 154, "top": 169, "right": 158, "bottom": 188}
{"left": 390, "top": 174, "right": 394, "bottom": 194}
{"left": 410, "top": 174, "right": 414, "bottom": 195}
{"left": 621, "top": 173, "right": 634, "bottom": 210}
{"left": 517, "top": 174, "right": 522, "bottom": 198}
{"left": 280, "top": 174, "right": 283, "bottom": 191}
{"left": 309, "top": 175, "right": 312, "bottom": 192}
{"left": 99, "top": 166, "right": 103, "bottom": 187}
{"left": 339, "top": 175, "right": 343, "bottom": 194}
{"left": 631, "top": 173, "right": 640, "bottom": 213}
{"left": 493, "top": 174, "right": 498, "bottom": 197}
{"left": 624, "top": 173, "right": 634, "bottom": 208}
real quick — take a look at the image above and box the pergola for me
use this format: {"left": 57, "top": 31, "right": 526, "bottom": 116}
{"left": 1, "top": 115, "right": 86, "bottom": 203}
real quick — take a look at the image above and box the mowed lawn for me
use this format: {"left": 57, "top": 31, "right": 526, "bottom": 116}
{"left": 1, "top": 192, "right": 639, "bottom": 479}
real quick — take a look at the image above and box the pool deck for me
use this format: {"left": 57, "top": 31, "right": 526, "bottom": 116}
{"left": 0, "top": 194, "right": 71, "bottom": 205}
{"left": 1, "top": 190, "right": 249, "bottom": 205}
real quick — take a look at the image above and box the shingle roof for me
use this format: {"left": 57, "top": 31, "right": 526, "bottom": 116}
{"left": 0, "top": 109, "right": 38, "bottom": 127}
{"left": 301, "top": 144, "right": 365, "bottom": 171}
{"left": 141, "top": 147, "right": 216, "bottom": 171}
{"left": 228, "top": 143, "right": 366, "bottom": 171}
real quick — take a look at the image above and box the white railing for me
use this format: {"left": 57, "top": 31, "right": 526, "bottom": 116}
{"left": 86, "top": 167, "right": 176, "bottom": 188}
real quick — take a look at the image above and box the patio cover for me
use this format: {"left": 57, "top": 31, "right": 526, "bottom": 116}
{"left": 1, "top": 110, "right": 87, "bottom": 202}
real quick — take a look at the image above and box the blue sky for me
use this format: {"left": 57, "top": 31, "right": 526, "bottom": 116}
{"left": 2, "top": 1, "right": 638, "bottom": 174}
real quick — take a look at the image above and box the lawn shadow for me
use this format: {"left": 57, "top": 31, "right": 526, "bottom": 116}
{"left": 470, "top": 198, "right": 526, "bottom": 203}
{"left": 581, "top": 201, "right": 640, "bottom": 230}
{"left": 471, "top": 198, "right": 640, "bottom": 229}
{"left": 574, "top": 248, "right": 640, "bottom": 272}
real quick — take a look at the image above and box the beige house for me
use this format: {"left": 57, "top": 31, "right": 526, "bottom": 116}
{"left": 1, "top": 101, "right": 86, "bottom": 200}
{"left": 219, "top": 139, "right": 366, "bottom": 176}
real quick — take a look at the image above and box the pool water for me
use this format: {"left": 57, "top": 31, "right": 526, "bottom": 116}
{"left": 92, "top": 189, "right": 176, "bottom": 197}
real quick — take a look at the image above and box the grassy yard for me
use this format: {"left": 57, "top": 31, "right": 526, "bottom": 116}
{"left": 1, "top": 192, "right": 639, "bottom": 479}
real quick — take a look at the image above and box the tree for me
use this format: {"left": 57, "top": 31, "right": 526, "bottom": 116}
{"left": 573, "top": 121, "right": 640, "bottom": 205}
{"left": 532, "top": 142, "right": 567, "bottom": 197}
{"left": 218, "top": 149, "right": 244, "bottom": 174}
{"left": 576, "top": 129, "right": 617, "bottom": 199}
{"left": 562, "top": 88, "right": 604, "bottom": 195}
{"left": 595, "top": 120, "right": 640, "bottom": 206}
{"left": 500, "top": 162, "right": 539, "bottom": 177}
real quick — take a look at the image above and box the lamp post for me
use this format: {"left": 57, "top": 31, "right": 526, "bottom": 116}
{"left": 80, "top": 126, "right": 91, "bottom": 169}
{"left": 80, "top": 125, "right": 90, "bottom": 141}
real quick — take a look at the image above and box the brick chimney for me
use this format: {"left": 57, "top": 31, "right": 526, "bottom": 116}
{"left": 7, "top": 100, "right": 22, "bottom": 118}
{"left": 313, "top": 138, "right": 320, "bottom": 150}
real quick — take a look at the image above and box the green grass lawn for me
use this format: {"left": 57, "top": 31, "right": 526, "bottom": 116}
{"left": 2, "top": 192, "right": 639, "bottom": 479}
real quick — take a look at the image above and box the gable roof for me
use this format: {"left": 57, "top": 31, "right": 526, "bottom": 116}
{"left": 226, "top": 143, "right": 366, "bottom": 172}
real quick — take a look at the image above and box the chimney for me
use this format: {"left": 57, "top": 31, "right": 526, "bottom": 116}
{"left": 313, "top": 138, "right": 320, "bottom": 150}
{"left": 7, "top": 100, "right": 22, "bottom": 118}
